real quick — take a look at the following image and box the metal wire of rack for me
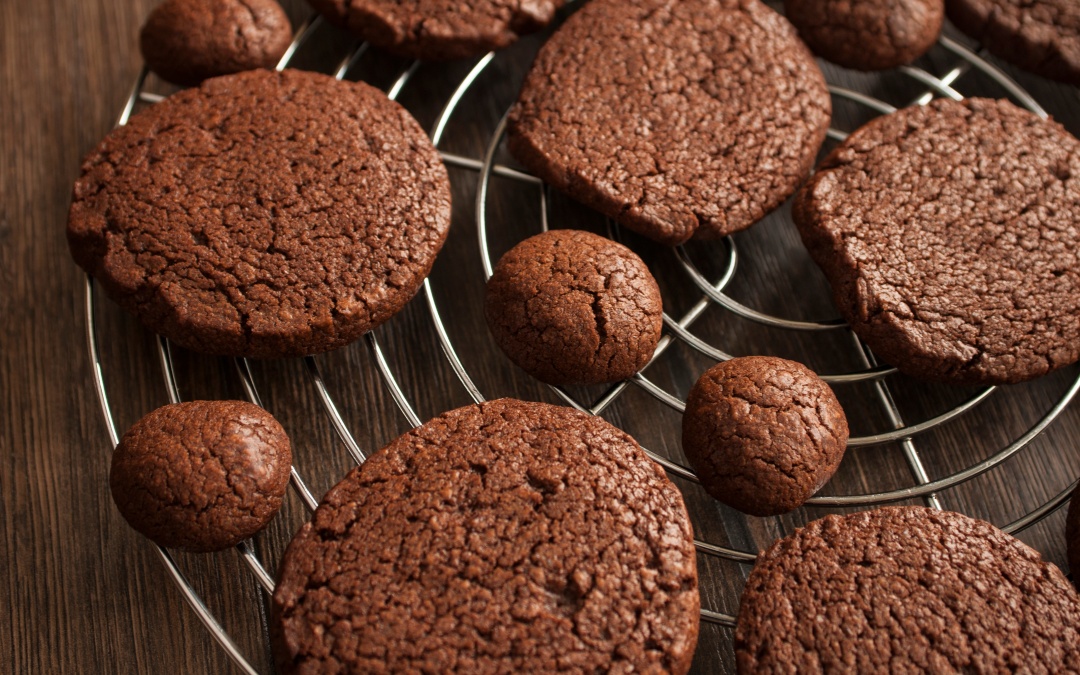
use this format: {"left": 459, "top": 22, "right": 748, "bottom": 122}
{"left": 83, "top": 9, "right": 1080, "bottom": 674}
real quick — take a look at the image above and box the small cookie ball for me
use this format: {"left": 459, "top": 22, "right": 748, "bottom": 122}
{"left": 110, "top": 400, "right": 292, "bottom": 552}
{"left": 484, "top": 230, "right": 663, "bottom": 386}
{"left": 1068, "top": 482, "right": 1080, "bottom": 589}
{"left": 139, "top": 0, "right": 293, "bottom": 86}
{"left": 784, "top": 0, "right": 944, "bottom": 71}
{"left": 682, "top": 356, "right": 848, "bottom": 516}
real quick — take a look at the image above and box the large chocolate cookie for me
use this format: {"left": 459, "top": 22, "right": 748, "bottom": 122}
{"left": 306, "top": 0, "right": 564, "bottom": 61}
{"left": 68, "top": 69, "right": 451, "bottom": 358}
{"left": 140, "top": 0, "right": 293, "bottom": 86}
{"left": 736, "top": 506, "right": 1080, "bottom": 672}
{"left": 682, "top": 356, "right": 848, "bottom": 516}
{"left": 110, "top": 401, "right": 292, "bottom": 552}
{"left": 272, "top": 399, "right": 699, "bottom": 674}
{"left": 484, "top": 230, "right": 663, "bottom": 385}
{"left": 795, "top": 97, "right": 1080, "bottom": 385}
{"left": 507, "top": 0, "right": 831, "bottom": 246}
{"left": 784, "top": 0, "right": 943, "bottom": 70}
{"left": 947, "top": 0, "right": 1080, "bottom": 85}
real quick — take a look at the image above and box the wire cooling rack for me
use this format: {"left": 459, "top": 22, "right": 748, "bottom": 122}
{"left": 84, "top": 8, "right": 1080, "bottom": 674}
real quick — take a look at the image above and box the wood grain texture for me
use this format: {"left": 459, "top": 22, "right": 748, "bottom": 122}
{"left": 3, "top": 1, "right": 1080, "bottom": 673}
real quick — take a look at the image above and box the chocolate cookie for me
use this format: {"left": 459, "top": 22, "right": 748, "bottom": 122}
{"left": 681, "top": 356, "right": 848, "bottom": 516}
{"left": 735, "top": 506, "right": 1080, "bottom": 672}
{"left": 272, "top": 398, "right": 699, "bottom": 674}
{"left": 947, "top": 0, "right": 1080, "bottom": 85}
{"left": 795, "top": 97, "right": 1080, "bottom": 385}
{"left": 784, "top": 0, "right": 943, "bottom": 70}
{"left": 306, "top": 0, "right": 564, "bottom": 61}
{"left": 1068, "top": 482, "right": 1080, "bottom": 589}
{"left": 484, "top": 230, "right": 663, "bottom": 385}
{"left": 507, "top": 0, "right": 831, "bottom": 246}
{"left": 68, "top": 69, "right": 451, "bottom": 358}
{"left": 109, "top": 400, "right": 292, "bottom": 552}
{"left": 140, "top": 0, "right": 294, "bottom": 86}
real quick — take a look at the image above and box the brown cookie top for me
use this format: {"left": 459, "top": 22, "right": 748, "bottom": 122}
{"left": 139, "top": 0, "right": 294, "bottom": 86}
{"left": 272, "top": 398, "right": 700, "bottom": 674}
{"left": 306, "top": 0, "right": 564, "bottom": 61}
{"left": 484, "top": 230, "right": 663, "bottom": 385}
{"left": 1068, "top": 483, "right": 1080, "bottom": 590}
{"left": 507, "top": 0, "right": 831, "bottom": 246}
{"left": 795, "top": 97, "right": 1080, "bottom": 385}
{"left": 681, "top": 356, "right": 848, "bottom": 516}
{"left": 784, "top": 0, "right": 943, "bottom": 70}
{"left": 947, "top": 0, "right": 1080, "bottom": 85}
{"left": 68, "top": 69, "right": 451, "bottom": 359}
{"left": 109, "top": 400, "right": 292, "bottom": 552}
{"left": 735, "top": 506, "right": 1080, "bottom": 672}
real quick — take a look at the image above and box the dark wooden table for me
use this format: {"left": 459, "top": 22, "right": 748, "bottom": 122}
{"left": 5, "top": 1, "right": 1080, "bottom": 672}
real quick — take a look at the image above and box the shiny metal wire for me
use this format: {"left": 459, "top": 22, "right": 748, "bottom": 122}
{"left": 84, "top": 11, "right": 1077, "bottom": 671}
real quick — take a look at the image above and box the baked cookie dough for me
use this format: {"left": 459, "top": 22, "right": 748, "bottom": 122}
{"left": 784, "top": 0, "right": 943, "bottom": 70}
{"left": 68, "top": 69, "right": 451, "bottom": 358}
{"left": 507, "top": 0, "right": 831, "bottom": 245}
{"left": 795, "top": 97, "right": 1080, "bottom": 385}
{"left": 272, "top": 398, "right": 699, "bottom": 674}
{"left": 140, "top": 0, "right": 293, "bottom": 86}
{"left": 305, "top": 0, "right": 564, "bottom": 61}
{"left": 484, "top": 230, "right": 663, "bottom": 385}
{"left": 735, "top": 506, "right": 1080, "bottom": 672}
{"left": 681, "top": 356, "right": 848, "bottom": 516}
{"left": 947, "top": 0, "right": 1080, "bottom": 85}
{"left": 109, "top": 400, "right": 292, "bottom": 552}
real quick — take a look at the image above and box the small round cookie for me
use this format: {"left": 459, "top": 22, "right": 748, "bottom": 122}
{"left": 140, "top": 0, "right": 294, "bottom": 86}
{"left": 784, "top": 0, "right": 943, "bottom": 70}
{"left": 947, "top": 0, "right": 1080, "bottom": 85}
{"left": 681, "top": 356, "right": 848, "bottom": 516}
{"left": 795, "top": 97, "right": 1080, "bottom": 385}
{"left": 109, "top": 400, "right": 292, "bottom": 552}
{"left": 507, "top": 0, "right": 831, "bottom": 246}
{"left": 1068, "top": 482, "right": 1080, "bottom": 589}
{"left": 735, "top": 506, "right": 1080, "bottom": 672}
{"left": 68, "top": 69, "right": 451, "bottom": 358}
{"left": 484, "top": 230, "right": 663, "bottom": 385}
{"left": 272, "top": 399, "right": 699, "bottom": 674}
{"left": 306, "top": 0, "right": 565, "bottom": 61}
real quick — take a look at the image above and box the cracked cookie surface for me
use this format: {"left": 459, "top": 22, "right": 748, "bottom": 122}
{"left": 484, "top": 229, "right": 663, "bottom": 385}
{"left": 507, "top": 0, "right": 831, "bottom": 246}
{"left": 140, "top": 0, "right": 294, "bottom": 86}
{"left": 109, "top": 400, "right": 292, "bottom": 552}
{"left": 795, "top": 97, "right": 1080, "bottom": 385}
{"left": 681, "top": 356, "right": 848, "bottom": 517}
{"left": 947, "top": 0, "right": 1080, "bottom": 84}
{"left": 735, "top": 506, "right": 1080, "bottom": 672}
{"left": 784, "top": 0, "right": 943, "bottom": 70}
{"left": 305, "top": 0, "right": 564, "bottom": 61}
{"left": 67, "top": 69, "right": 451, "bottom": 358}
{"left": 272, "top": 398, "right": 700, "bottom": 674}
